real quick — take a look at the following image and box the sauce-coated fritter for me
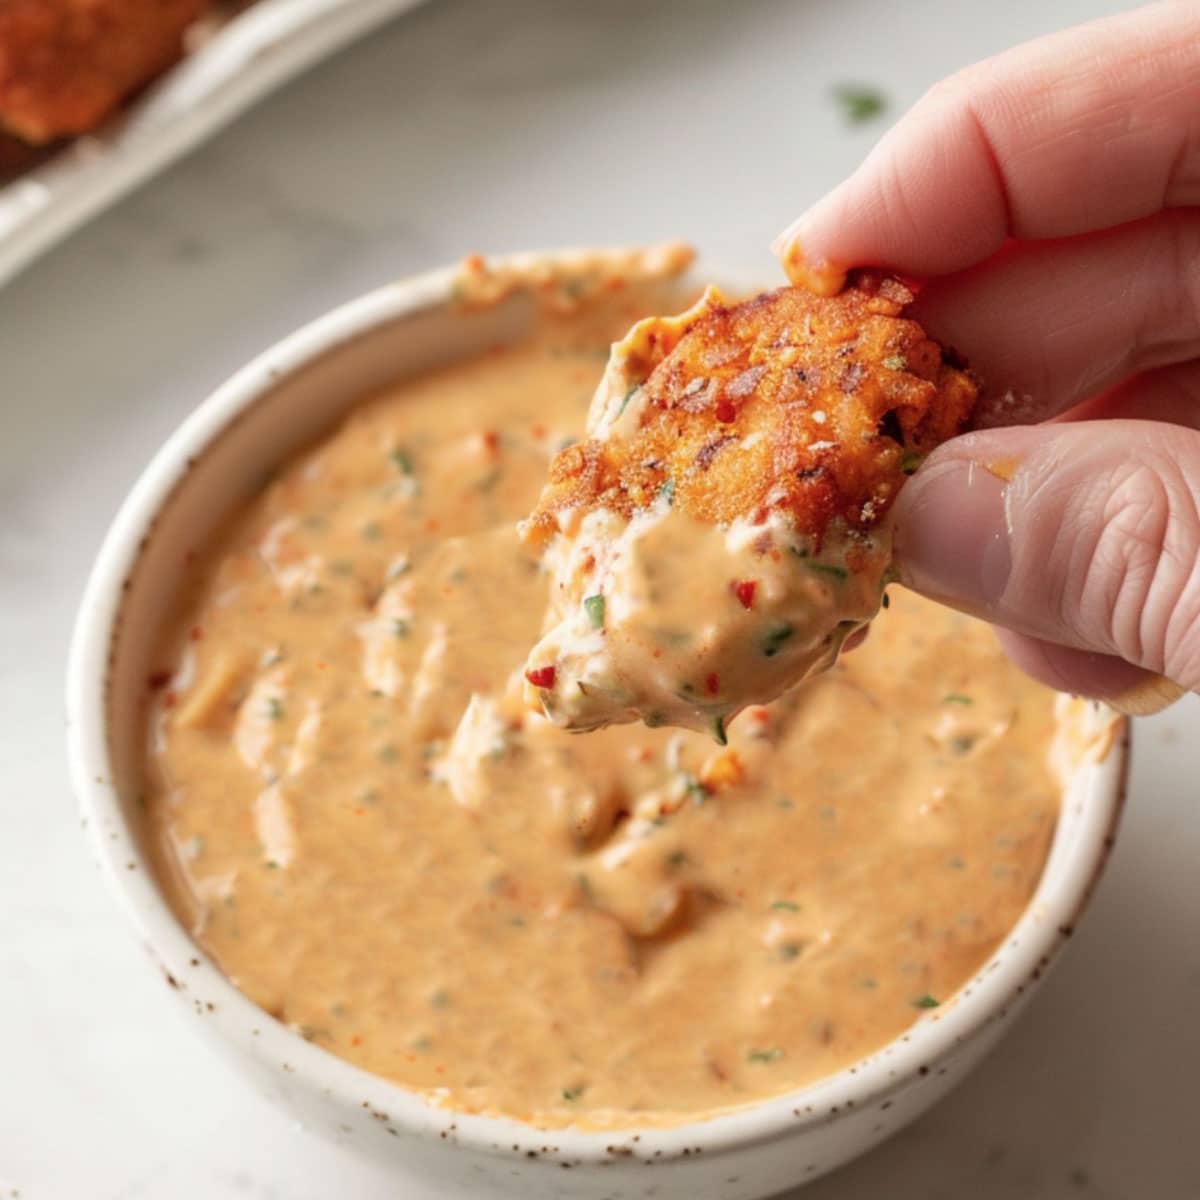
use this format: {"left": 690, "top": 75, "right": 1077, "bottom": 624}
{"left": 0, "top": 0, "right": 209, "bottom": 144}
{"left": 525, "top": 272, "right": 976, "bottom": 548}
{"left": 521, "top": 273, "right": 978, "bottom": 737}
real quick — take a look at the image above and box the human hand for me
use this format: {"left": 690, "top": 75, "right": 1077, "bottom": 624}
{"left": 775, "top": 1, "right": 1200, "bottom": 713}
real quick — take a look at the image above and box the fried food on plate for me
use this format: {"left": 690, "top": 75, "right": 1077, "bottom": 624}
{"left": 0, "top": 0, "right": 210, "bottom": 144}
{"left": 520, "top": 272, "right": 978, "bottom": 737}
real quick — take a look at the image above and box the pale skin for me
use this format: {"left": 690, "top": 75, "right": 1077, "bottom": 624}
{"left": 774, "top": 0, "right": 1200, "bottom": 713}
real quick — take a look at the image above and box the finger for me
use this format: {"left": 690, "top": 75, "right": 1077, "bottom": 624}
{"left": 904, "top": 211, "right": 1200, "bottom": 426}
{"left": 991, "top": 627, "right": 1185, "bottom": 715}
{"left": 1062, "top": 358, "right": 1200, "bottom": 428}
{"left": 773, "top": 1, "right": 1200, "bottom": 279}
{"left": 890, "top": 419, "right": 1200, "bottom": 692}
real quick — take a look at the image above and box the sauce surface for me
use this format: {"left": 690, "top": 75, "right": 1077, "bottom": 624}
{"left": 144, "top": 277, "right": 1062, "bottom": 1129}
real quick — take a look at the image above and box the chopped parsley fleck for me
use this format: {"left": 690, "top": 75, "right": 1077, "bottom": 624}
{"left": 770, "top": 899, "right": 801, "bottom": 912}
{"left": 392, "top": 618, "right": 410, "bottom": 639}
{"left": 266, "top": 698, "right": 283, "bottom": 721}
{"left": 389, "top": 448, "right": 415, "bottom": 475}
{"left": 429, "top": 989, "right": 451, "bottom": 1009}
{"left": 360, "top": 521, "right": 382, "bottom": 541}
{"left": 760, "top": 623, "right": 795, "bottom": 658}
{"left": 950, "top": 734, "right": 977, "bottom": 755}
{"left": 377, "top": 744, "right": 400, "bottom": 763}
{"left": 666, "top": 849, "right": 689, "bottom": 870}
{"left": 746, "top": 1047, "right": 784, "bottom": 1064}
{"left": 644, "top": 711, "right": 666, "bottom": 728}
{"left": 657, "top": 478, "right": 676, "bottom": 506}
{"left": 776, "top": 941, "right": 805, "bottom": 961}
{"left": 912, "top": 994, "right": 941, "bottom": 1009}
{"left": 562, "top": 1087, "right": 584, "bottom": 1102}
{"left": 804, "top": 560, "right": 849, "bottom": 582}
{"left": 680, "top": 773, "right": 706, "bottom": 805}
{"left": 901, "top": 451, "right": 923, "bottom": 475}
{"left": 577, "top": 874, "right": 595, "bottom": 903}
{"left": 942, "top": 693, "right": 973, "bottom": 706}
{"left": 833, "top": 83, "right": 887, "bottom": 124}
{"left": 583, "top": 594, "right": 606, "bottom": 629}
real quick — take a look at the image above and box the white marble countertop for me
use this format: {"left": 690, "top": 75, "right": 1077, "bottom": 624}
{"left": 3, "top": 1, "right": 1197, "bottom": 1196}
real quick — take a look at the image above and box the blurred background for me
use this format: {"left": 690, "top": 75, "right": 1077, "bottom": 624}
{"left": 2, "top": 1, "right": 1196, "bottom": 1197}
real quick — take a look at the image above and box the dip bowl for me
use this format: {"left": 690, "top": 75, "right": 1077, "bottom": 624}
{"left": 68, "top": 250, "right": 1129, "bottom": 1200}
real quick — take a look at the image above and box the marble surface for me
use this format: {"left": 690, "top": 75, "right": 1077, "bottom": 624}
{"left": 2, "top": 1, "right": 1197, "bottom": 1196}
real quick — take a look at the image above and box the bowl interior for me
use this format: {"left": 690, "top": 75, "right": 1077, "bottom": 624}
{"left": 72, "top": 265, "right": 1127, "bottom": 1166}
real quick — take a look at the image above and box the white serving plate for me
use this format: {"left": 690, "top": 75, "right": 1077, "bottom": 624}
{"left": 0, "top": 0, "right": 427, "bottom": 290}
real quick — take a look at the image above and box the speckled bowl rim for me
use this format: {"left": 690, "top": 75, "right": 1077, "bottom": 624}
{"left": 67, "top": 250, "right": 1130, "bottom": 1167}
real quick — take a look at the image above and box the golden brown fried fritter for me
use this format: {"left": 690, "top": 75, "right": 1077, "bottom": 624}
{"left": 0, "top": 0, "right": 210, "bottom": 144}
{"left": 525, "top": 272, "right": 977, "bottom": 547}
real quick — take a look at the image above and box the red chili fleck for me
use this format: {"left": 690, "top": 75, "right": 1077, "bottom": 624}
{"left": 731, "top": 579, "right": 756, "bottom": 609}
{"left": 162, "top": 690, "right": 177, "bottom": 710}
{"left": 147, "top": 670, "right": 171, "bottom": 691}
{"left": 481, "top": 430, "right": 499, "bottom": 453}
{"left": 525, "top": 665, "right": 557, "bottom": 689}
{"left": 715, "top": 397, "right": 737, "bottom": 423}
{"left": 704, "top": 673, "right": 720, "bottom": 696}
{"left": 189, "top": 625, "right": 204, "bottom": 642}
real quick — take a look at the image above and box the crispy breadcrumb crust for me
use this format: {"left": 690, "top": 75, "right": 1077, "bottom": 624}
{"left": 0, "top": 0, "right": 209, "bottom": 144}
{"left": 525, "top": 272, "right": 977, "bottom": 545}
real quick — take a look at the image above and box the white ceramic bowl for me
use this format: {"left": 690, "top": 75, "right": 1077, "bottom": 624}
{"left": 67, "top": 252, "right": 1129, "bottom": 1200}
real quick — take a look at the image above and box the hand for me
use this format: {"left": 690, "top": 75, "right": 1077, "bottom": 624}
{"left": 775, "top": 0, "right": 1200, "bottom": 713}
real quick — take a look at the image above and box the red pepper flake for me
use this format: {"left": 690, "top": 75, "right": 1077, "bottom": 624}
{"left": 715, "top": 397, "right": 737, "bottom": 423}
{"left": 162, "top": 690, "right": 177, "bottom": 710}
{"left": 525, "top": 665, "right": 557, "bottom": 689}
{"left": 731, "top": 579, "right": 756, "bottom": 609}
{"left": 704, "top": 673, "right": 720, "bottom": 696}
{"left": 481, "top": 430, "right": 500, "bottom": 454}
{"left": 349, "top": 1034, "right": 363, "bottom": 1047}
{"left": 189, "top": 625, "right": 204, "bottom": 642}
{"left": 531, "top": 422, "right": 547, "bottom": 440}
{"left": 147, "top": 670, "right": 171, "bottom": 691}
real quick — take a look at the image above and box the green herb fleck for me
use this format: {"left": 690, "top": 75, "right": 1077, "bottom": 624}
{"left": 947, "top": 855, "right": 966, "bottom": 870}
{"left": 266, "top": 697, "right": 284, "bottom": 722}
{"left": 430, "top": 989, "right": 451, "bottom": 1009}
{"left": 584, "top": 594, "right": 606, "bottom": 629}
{"left": 657, "top": 478, "right": 676, "bottom": 506}
{"left": 901, "top": 451, "right": 923, "bottom": 475}
{"left": 377, "top": 744, "right": 400, "bottom": 763}
{"left": 644, "top": 711, "right": 666, "bottom": 728}
{"left": 392, "top": 618, "right": 411, "bottom": 639}
{"left": 329, "top": 559, "right": 356, "bottom": 577}
{"left": 264, "top": 860, "right": 279, "bottom": 870}
{"left": 577, "top": 874, "right": 595, "bottom": 903}
{"left": 760, "top": 623, "right": 795, "bottom": 658}
{"left": 681, "top": 773, "right": 706, "bottom": 805}
{"left": 712, "top": 714, "right": 728, "bottom": 745}
{"left": 804, "top": 560, "right": 849, "bottom": 582}
{"left": 776, "top": 796, "right": 794, "bottom": 810}
{"left": 950, "top": 734, "right": 977, "bottom": 755}
{"left": 666, "top": 849, "right": 689, "bottom": 870}
{"left": 942, "top": 693, "right": 973, "bottom": 706}
{"left": 912, "top": 994, "right": 941, "bottom": 1009}
{"left": 360, "top": 521, "right": 383, "bottom": 541}
{"left": 617, "top": 385, "right": 639, "bottom": 417}
{"left": 562, "top": 1087, "right": 584, "bottom": 1102}
{"left": 770, "top": 899, "right": 800, "bottom": 912}
{"left": 746, "top": 1047, "right": 784, "bottom": 1064}
{"left": 833, "top": 83, "right": 887, "bottom": 124}
{"left": 776, "top": 941, "right": 805, "bottom": 962}
{"left": 389, "top": 448, "right": 415, "bottom": 475}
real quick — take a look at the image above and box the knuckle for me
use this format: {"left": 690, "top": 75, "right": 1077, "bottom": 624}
{"left": 1072, "top": 450, "right": 1200, "bottom": 681}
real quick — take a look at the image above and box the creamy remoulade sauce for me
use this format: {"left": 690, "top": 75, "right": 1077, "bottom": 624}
{"left": 145, "top": 265, "right": 1064, "bottom": 1130}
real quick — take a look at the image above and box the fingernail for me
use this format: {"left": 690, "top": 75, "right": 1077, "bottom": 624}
{"left": 893, "top": 457, "right": 1012, "bottom": 612}
{"left": 771, "top": 233, "right": 846, "bottom": 297}
{"left": 1106, "top": 673, "right": 1186, "bottom": 717}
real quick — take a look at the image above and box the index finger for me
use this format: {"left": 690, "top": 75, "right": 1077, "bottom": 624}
{"left": 774, "top": 0, "right": 1200, "bottom": 283}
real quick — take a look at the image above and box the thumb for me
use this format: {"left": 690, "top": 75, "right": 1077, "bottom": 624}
{"left": 891, "top": 419, "right": 1199, "bottom": 709}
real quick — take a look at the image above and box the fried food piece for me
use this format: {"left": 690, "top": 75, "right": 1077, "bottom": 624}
{"left": 0, "top": 0, "right": 210, "bottom": 145}
{"left": 520, "top": 272, "right": 977, "bottom": 737}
